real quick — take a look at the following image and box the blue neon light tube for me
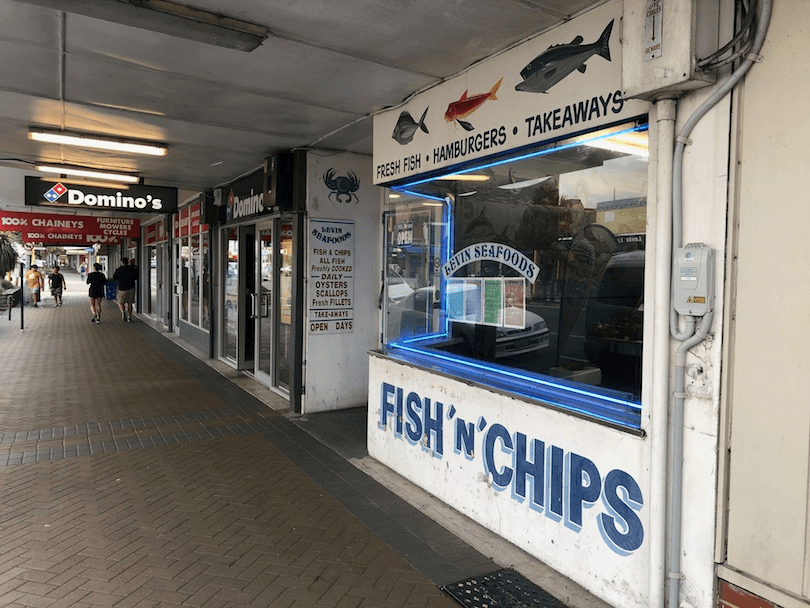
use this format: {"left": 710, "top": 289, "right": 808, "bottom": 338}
{"left": 385, "top": 342, "right": 642, "bottom": 430}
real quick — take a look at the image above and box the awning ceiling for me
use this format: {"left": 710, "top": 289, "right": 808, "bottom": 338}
{"left": 0, "top": 0, "right": 606, "bottom": 192}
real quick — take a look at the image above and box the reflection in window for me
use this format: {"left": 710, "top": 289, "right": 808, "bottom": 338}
{"left": 383, "top": 122, "right": 648, "bottom": 413}
{"left": 190, "top": 234, "right": 200, "bottom": 326}
{"left": 201, "top": 233, "right": 210, "bottom": 330}
{"left": 181, "top": 241, "right": 190, "bottom": 321}
{"left": 224, "top": 229, "right": 238, "bottom": 360}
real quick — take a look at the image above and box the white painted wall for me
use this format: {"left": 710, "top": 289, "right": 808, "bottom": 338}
{"left": 303, "top": 151, "right": 381, "bottom": 412}
{"left": 723, "top": 1, "right": 810, "bottom": 601}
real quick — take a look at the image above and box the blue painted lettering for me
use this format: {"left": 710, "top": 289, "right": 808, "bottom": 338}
{"left": 598, "top": 470, "right": 645, "bottom": 555}
{"left": 377, "top": 383, "right": 645, "bottom": 555}
{"left": 405, "top": 392, "right": 422, "bottom": 444}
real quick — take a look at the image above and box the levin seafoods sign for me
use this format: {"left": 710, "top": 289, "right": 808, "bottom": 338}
{"left": 25, "top": 176, "right": 178, "bottom": 214}
{"left": 372, "top": 0, "right": 645, "bottom": 184}
{"left": 308, "top": 219, "right": 355, "bottom": 334}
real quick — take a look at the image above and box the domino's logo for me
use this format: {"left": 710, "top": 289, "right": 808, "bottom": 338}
{"left": 43, "top": 183, "right": 67, "bottom": 202}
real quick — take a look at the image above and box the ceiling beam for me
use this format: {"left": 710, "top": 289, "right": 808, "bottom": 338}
{"left": 13, "top": 0, "right": 269, "bottom": 51}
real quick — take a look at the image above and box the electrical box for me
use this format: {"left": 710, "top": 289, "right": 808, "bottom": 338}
{"left": 622, "top": 0, "right": 720, "bottom": 100}
{"left": 673, "top": 243, "right": 715, "bottom": 316}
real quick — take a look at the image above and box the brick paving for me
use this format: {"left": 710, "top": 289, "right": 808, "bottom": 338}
{"left": 0, "top": 270, "right": 495, "bottom": 607}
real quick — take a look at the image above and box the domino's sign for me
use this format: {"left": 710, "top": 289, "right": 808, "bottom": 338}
{"left": 25, "top": 177, "right": 178, "bottom": 214}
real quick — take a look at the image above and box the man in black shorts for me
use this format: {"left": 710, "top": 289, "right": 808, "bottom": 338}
{"left": 113, "top": 257, "right": 138, "bottom": 322}
{"left": 48, "top": 265, "right": 66, "bottom": 306}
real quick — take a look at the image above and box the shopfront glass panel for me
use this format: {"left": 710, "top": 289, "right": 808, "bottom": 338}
{"left": 201, "top": 233, "right": 210, "bottom": 330}
{"left": 190, "top": 235, "right": 200, "bottom": 325}
{"left": 383, "top": 122, "right": 648, "bottom": 419}
{"left": 257, "top": 226, "right": 273, "bottom": 379}
{"left": 275, "top": 220, "right": 293, "bottom": 390}
{"left": 224, "top": 228, "right": 238, "bottom": 360}
{"left": 180, "top": 240, "right": 190, "bottom": 322}
{"left": 149, "top": 246, "right": 157, "bottom": 315}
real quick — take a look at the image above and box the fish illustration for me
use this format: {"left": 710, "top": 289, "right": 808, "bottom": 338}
{"left": 392, "top": 107, "right": 429, "bottom": 145}
{"left": 444, "top": 77, "right": 503, "bottom": 132}
{"left": 515, "top": 20, "right": 614, "bottom": 94}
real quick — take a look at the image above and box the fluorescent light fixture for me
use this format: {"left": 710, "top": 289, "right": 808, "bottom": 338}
{"left": 29, "top": 129, "right": 167, "bottom": 156}
{"left": 56, "top": 178, "right": 132, "bottom": 190}
{"left": 422, "top": 202, "right": 444, "bottom": 207}
{"left": 438, "top": 174, "right": 490, "bottom": 181}
{"left": 585, "top": 131, "right": 649, "bottom": 157}
{"left": 388, "top": 193, "right": 401, "bottom": 199}
{"left": 14, "top": 0, "right": 268, "bottom": 52}
{"left": 36, "top": 165, "right": 140, "bottom": 184}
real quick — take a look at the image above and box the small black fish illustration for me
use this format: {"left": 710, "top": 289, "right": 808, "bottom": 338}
{"left": 392, "top": 107, "right": 429, "bottom": 145}
{"left": 515, "top": 20, "right": 613, "bottom": 94}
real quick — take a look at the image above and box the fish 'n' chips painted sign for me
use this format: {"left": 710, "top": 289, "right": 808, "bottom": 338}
{"left": 372, "top": 0, "right": 645, "bottom": 184}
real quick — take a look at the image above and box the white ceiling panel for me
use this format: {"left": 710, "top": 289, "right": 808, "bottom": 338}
{"left": 0, "top": 0, "right": 607, "bottom": 192}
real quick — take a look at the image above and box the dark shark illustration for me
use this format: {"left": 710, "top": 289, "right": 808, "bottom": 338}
{"left": 392, "top": 107, "right": 429, "bottom": 145}
{"left": 515, "top": 20, "right": 613, "bottom": 94}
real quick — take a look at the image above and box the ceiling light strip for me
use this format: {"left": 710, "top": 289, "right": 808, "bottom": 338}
{"left": 36, "top": 165, "right": 140, "bottom": 184}
{"left": 29, "top": 130, "right": 167, "bottom": 156}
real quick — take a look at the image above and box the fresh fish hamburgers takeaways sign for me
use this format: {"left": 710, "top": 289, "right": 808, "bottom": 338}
{"left": 373, "top": 0, "right": 645, "bottom": 184}
{"left": 24, "top": 176, "right": 178, "bottom": 213}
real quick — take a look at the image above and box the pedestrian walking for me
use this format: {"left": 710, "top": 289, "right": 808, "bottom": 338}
{"left": 86, "top": 263, "right": 106, "bottom": 323}
{"left": 79, "top": 261, "right": 87, "bottom": 281}
{"left": 113, "top": 257, "right": 138, "bottom": 322}
{"left": 129, "top": 257, "right": 138, "bottom": 313}
{"left": 48, "top": 265, "right": 66, "bottom": 306}
{"left": 25, "top": 264, "right": 44, "bottom": 307}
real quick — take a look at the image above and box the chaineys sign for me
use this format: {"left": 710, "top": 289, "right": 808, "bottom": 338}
{"left": 24, "top": 176, "right": 178, "bottom": 214}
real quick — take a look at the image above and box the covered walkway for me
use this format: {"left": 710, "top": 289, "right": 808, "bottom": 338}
{"left": 0, "top": 269, "right": 605, "bottom": 608}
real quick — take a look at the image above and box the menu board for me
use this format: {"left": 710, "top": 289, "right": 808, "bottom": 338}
{"left": 308, "top": 219, "right": 354, "bottom": 334}
{"left": 446, "top": 277, "right": 527, "bottom": 329}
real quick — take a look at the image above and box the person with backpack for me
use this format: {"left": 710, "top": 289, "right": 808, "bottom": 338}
{"left": 113, "top": 257, "right": 138, "bottom": 322}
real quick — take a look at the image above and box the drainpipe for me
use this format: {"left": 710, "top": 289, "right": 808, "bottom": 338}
{"left": 666, "top": 2, "right": 772, "bottom": 607}
{"left": 649, "top": 97, "right": 677, "bottom": 608}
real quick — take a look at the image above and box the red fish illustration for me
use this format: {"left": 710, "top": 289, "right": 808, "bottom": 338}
{"left": 444, "top": 77, "right": 503, "bottom": 132}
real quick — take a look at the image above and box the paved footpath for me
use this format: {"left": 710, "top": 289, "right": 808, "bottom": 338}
{"left": 0, "top": 270, "right": 497, "bottom": 607}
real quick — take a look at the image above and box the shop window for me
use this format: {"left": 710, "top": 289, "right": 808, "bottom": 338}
{"left": 382, "top": 122, "right": 648, "bottom": 429}
{"left": 179, "top": 232, "right": 210, "bottom": 330}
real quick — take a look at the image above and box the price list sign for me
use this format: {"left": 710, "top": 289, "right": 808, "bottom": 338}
{"left": 308, "top": 219, "right": 355, "bottom": 334}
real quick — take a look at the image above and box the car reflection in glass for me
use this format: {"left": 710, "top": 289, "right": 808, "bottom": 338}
{"left": 388, "top": 286, "right": 549, "bottom": 358}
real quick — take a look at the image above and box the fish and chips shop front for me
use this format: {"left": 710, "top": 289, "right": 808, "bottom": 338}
{"left": 368, "top": 1, "right": 728, "bottom": 607}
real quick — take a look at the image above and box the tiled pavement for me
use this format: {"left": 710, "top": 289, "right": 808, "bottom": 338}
{"left": 0, "top": 271, "right": 498, "bottom": 607}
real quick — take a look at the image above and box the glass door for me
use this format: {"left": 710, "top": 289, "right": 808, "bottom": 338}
{"left": 173, "top": 239, "right": 182, "bottom": 332}
{"left": 223, "top": 227, "right": 239, "bottom": 361}
{"left": 275, "top": 219, "right": 294, "bottom": 391}
{"left": 255, "top": 221, "right": 274, "bottom": 385}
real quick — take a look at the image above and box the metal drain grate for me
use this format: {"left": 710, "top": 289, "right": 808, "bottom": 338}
{"left": 442, "top": 569, "right": 570, "bottom": 608}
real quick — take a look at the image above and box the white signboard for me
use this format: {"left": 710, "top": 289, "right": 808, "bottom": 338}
{"left": 373, "top": 0, "right": 645, "bottom": 184}
{"left": 367, "top": 356, "right": 650, "bottom": 608}
{"left": 308, "top": 219, "right": 354, "bottom": 334}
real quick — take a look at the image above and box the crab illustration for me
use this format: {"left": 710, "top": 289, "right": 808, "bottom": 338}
{"left": 323, "top": 169, "right": 360, "bottom": 204}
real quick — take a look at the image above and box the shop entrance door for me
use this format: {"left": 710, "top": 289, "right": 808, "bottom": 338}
{"left": 221, "top": 225, "right": 255, "bottom": 370}
{"left": 254, "top": 221, "right": 274, "bottom": 386}
{"left": 251, "top": 218, "right": 294, "bottom": 393}
{"left": 221, "top": 219, "right": 294, "bottom": 395}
